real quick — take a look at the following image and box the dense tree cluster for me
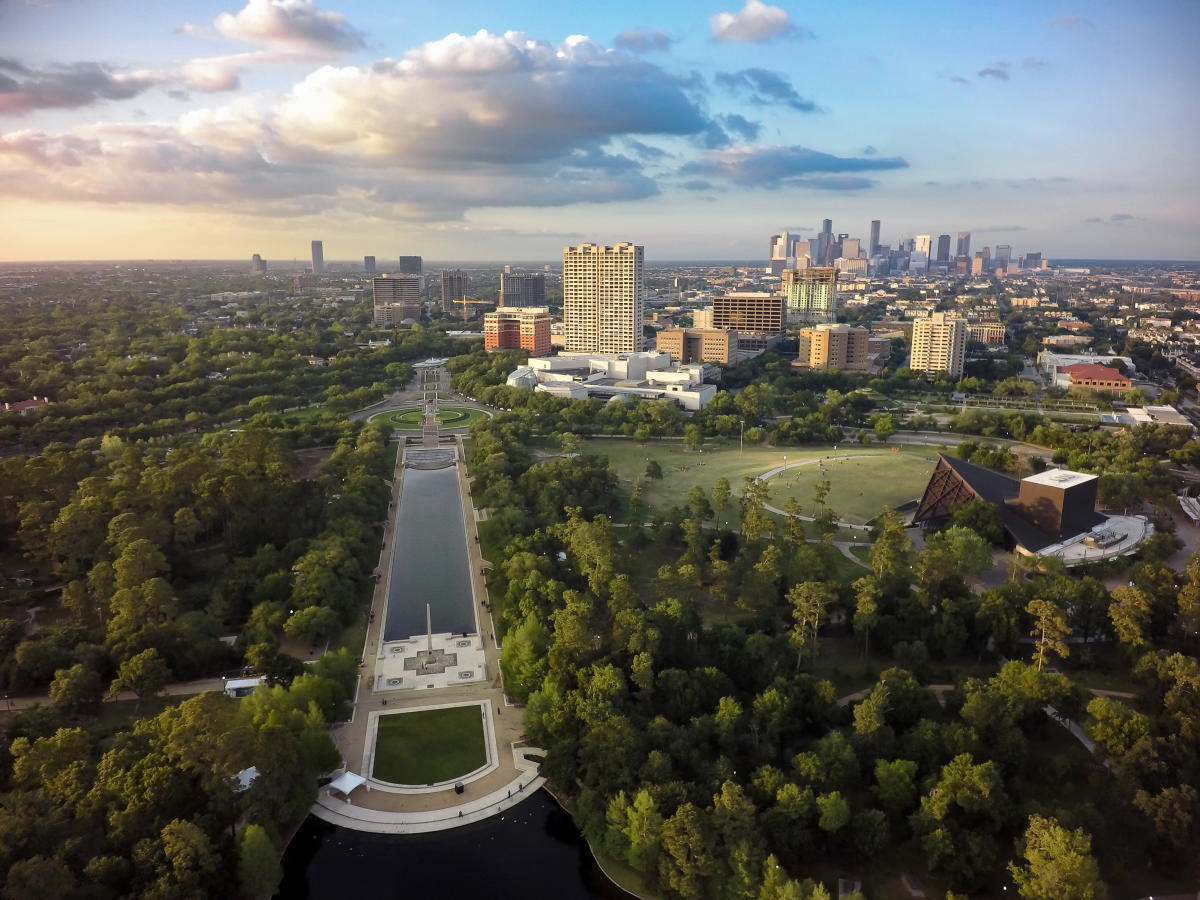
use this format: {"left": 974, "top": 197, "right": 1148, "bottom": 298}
{"left": 461, "top": 409, "right": 1198, "bottom": 896}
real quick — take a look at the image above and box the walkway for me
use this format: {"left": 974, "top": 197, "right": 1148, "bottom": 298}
{"left": 310, "top": 433, "right": 541, "bottom": 833}
{"left": 756, "top": 455, "right": 914, "bottom": 533}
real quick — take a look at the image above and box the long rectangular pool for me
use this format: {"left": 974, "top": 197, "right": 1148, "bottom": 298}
{"left": 383, "top": 464, "right": 477, "bottom": 641}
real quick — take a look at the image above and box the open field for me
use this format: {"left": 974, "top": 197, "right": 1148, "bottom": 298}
{"left": 370, "top": 406, "right": 490, "bottom": 430}
{"left": 371, "top": 705, "right": 488, "bottom": 784}
{"left": 765, "top": 451, "right": 938, "bottom": 524}
{"left": 578, "top": 437, "right": 936, "bottom": 527}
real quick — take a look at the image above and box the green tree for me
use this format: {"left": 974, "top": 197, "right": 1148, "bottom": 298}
{"left": 712, "top": 477, "right": 732, "bottom": 524}
{"left": 852, "top": 576, "right": 880, "bottom": 658}
{"left": 659, "top": 802, "right": 713, "bottom": 899}
{"left": 237, "top": 824, "right": 282, "bottom": 900}
{"left": 283, "top": 605, "right": 342, "bottom": 647}
{"left": 788, "top": 582, "right": 835, "bottom": 669}
{"left": 1086, "top": 697, "right": 1148, "bottom": 762}
{"left": 1026, "top": 598, "right": 1071, "bottom": 671}
{"left": 684, "top": 424, "right": 703, "bottom": 452}
{"left": 816, "top": 791, "right": 850, "bottom": 834}
{"left": 4, "top": 856, "right": 77, "bottom": 900}
{"left": 109, "top": 647, "right": 171, "bottom": 712}
{"left": 1108, "top": 585, "right": 1152, "bottom": 652}
{"left": 1008, "top": 815, "right": 1106, "bottom": 900}
{"left": 645, "top": 459, "right": 664, "bottom": 480}
{"left": 873, "top": 758, "right": 919, "bottom": 819}
{"left": 49, "top": 663, "right": 104, "bottom": 715}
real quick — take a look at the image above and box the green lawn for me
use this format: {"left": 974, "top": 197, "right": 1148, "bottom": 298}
{"left": 580, "top": 437, "right": 935, "bottom": 527}
{"left": 370, "top": 406, "right": 489, "bottom": 430}
{"left": 765, "top": 451, "right": 938, "bottom": 525}
{"left": 372, "top": 705, "right": 488, "bottom": 784}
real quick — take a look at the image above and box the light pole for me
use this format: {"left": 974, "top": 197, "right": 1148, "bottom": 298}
{"left": 740, "top": 419, "right": 744, "bottom": 456}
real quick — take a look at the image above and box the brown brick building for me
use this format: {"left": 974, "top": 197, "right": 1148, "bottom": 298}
{"left": 657, "top": 328, "right": 737, "bottom": 364}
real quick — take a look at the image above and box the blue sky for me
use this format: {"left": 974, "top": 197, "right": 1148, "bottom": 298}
{"left": 1, "top": 0, "right": 1196, "bottom": 261}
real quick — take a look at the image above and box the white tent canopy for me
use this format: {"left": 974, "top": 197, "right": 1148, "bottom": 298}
{"left": 328, "top": 771, "right": 368, "bottom": 798}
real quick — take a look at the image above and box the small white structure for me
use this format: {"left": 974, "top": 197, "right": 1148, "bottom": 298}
{"left": 327, "top": 771, "right": 368, "bottom": 801}
{"left": 224, "top": 676, "right": 264, "bottom": 698}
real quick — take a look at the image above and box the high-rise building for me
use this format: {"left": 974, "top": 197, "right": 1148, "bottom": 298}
{"left": 311, "top": 240, "right": 324, "bottom": 274}
{"left": 251, "top": 254, "right": 266, "bottom": 274}
{"left": 781, "top": 267, "right": 838, "bottom": 325}
{"left": 914, "top": 235, "right": 932, "bottom": 258}
{"left": 995, "top": 245, "right": 1012, "bottom": 270}
{"left": 956, "top": 231, "right": 971, "bottom": 259}
{"left": 372, "top": 275, "right": 422, "bottom": 326}
{"left": 768, "top": 231, "right": 801, "bottom": 276}
{"left": 499, "top": 271, "right": 546, "bottom": 307}
{"left": 441, "top": 269, "right": 469, "bottom": 315}
{"left": 562, "top": 242, "right": 644, "bottom": 353}
{"left": 817, "top": 219, "right": 833, "bottom": 265}
{"left": 1023, "top": 252, "right": 1043, "bottom": 269}
{"left": 936, "top": 235, "right": 951, "bottom": 263}
{"left": 397, "top": 256, "right": 423, "bottom": 274}
{"left": 841, "top": 238, "right": 861, "bottom": 259}
{"left": 869, "top": 220, "right": 881, "bottom": 257}
{"left": 910, "top": 312, "right": 967, "bottom": 378}
{"left": 484, "top": 307, "right": 551, "bottom": 356}
{"left": 795, "top": 324, "right": 871, "bottom": 371}
{"left": 364, "top": 255, "right": 376, "bottom": 275}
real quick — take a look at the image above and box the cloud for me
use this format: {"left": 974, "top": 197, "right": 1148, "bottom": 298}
{"left": 714, "top": 68, "right": 820, "bottom": 112}
{"left": 0, "top": 59, "right": 171, "bottom": 115}
{"left": 972, "top": 225, "right": 1027, "bottom": 232}
{"left": 861, "top": 145, "right": 876, "bottom": 155}
{"left": 1023, "top": 56, "right": 1048, "bottom": 69}
{"left": 709, "top": 0, "right": 804, "bottom": 43}
{"left": 613, "top": 29, "right": 672, "bottom": 53}
{"left": 1110, "top": 212, "right": 1134, "bottom": 222}
{"left": 1084, "top": 216, "right": 1103, "bottom": 224}
{"left": 1050, "top": 16, "right": 1089, "bottom": 27}
{"left": 977, "top": 61, "right": 1010, "bottom": 80}
{"left": 0, "top": 31, "right": 730, "bottom": 221}
{"left": 681, "top": 179, "right": 714, "bottom": 191}
{"left": 214, "top": 0, "right": 365, "bottom": 55}
{"left": 940, "top": 72, "right": 970, "bottom": 85}
{"left": 625, "top": 139, "right": 670, "bottom": 160}
{"left": 681, "top": 144, "right": 907, "bottom": 189}
{"left": 720, "top": 113, "right": 760, "bottom": 141}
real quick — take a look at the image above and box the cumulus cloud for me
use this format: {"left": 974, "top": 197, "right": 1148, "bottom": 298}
{"left": 681, "top": 179, "right": 714, "bottom": 191}
{"left": 720, "top": 113, "right": 760, "bottom": 141}
{"left": 214, "top": 0, "right": 365, "bottom": 55}
{"left": 0, "top": 59, "right": 171, "bottom": 115}
{"left": 861, "top": 145, "right": 876, "bottom": 155}
{"left": 0, "top": 31, "right": 729, "bottom": 220}
{"left": 613, "top": 29, "right": 672, "bottom": 53}
{"left": 681, "top": 144, "right": 907, "bottom": 189}
{"left": 714, "top": 68, "right": 819, "bottom": 112}
{"left": 709, "top": 0, "right": 803, "bottom": 43}
{"left": 977, "top": 61, "right": 1010, "bottom": 80}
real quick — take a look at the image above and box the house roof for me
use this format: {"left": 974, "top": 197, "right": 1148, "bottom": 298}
{"left": 1061, "top": 363, "right": 1130, "bottom": 384}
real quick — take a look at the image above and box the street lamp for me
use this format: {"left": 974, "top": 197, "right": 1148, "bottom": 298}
{"left": 739, "top": 419, "right": 744, "bottom": 455}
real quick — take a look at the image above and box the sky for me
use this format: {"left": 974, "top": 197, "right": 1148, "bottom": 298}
{"left": 1, "top": 0, "right": 1197, "bottom": 262}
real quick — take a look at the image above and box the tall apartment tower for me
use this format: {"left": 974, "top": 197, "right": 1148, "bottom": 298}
{"left": 781, "top": 267, "right": 838, "bottom": 326}
{"left": 995, "top": 245, "right": 1013, "bottom": 270}
{"left": 441, "top": 269, "right": 469, "bottom": 315}
{"left": 936, "top": 235, "right": 951, "bottom": 263}
{"left": 910, "top": 312, "right": 967, "bottom": 379}
{"left": 956, "top": 231, "right": 971, "bottom": 259}
{"left": 397, "top": 256, "right": 423, "bottom": 274}
{"left": 251, "top": 254, "right": 266, "bottom": 274}
{"left": 364, "top": 255, "right": 376, "bottom": 275}
{"left": 562, "top": 242, "right": 644, "bottom": 353}
{"left": 499, "top": 271, "right": 546, "bottom": 307}
{"left": 372, "top": 275, "right": 422, "bottom": 326}
{"left": 310, "top": 240, "right": 324, "bottom": 274}
{"left": 868, "top": 220, "right": 881, "bottom": 257}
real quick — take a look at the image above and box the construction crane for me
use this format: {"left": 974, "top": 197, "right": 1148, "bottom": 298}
{"left": 451, "top": 296, "right": 491, "bottom": 322}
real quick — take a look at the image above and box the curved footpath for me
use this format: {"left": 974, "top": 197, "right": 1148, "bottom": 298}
{"left": 756, "top": 454, "right": 924, "bottom": 532}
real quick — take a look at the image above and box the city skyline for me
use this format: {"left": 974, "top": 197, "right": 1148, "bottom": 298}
{"left": 1, "top": 0, "right": 1197, "bottom": 262}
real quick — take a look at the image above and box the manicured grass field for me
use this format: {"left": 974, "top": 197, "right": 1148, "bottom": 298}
{"left": 577, "top": 437, "right": 938, "bottom": 527}
{"left": 765, "top": 451, "right": 938, "bottom": 524}
{"left": 371, "top": 705, "right": 488, "bottom": 784}
{"left": 370, "top": 406, "right": 490, "bottom": 430}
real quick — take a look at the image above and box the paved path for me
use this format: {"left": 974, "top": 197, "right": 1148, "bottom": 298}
{"left": 757, "top": 454, "right": 915, "bottom": 533}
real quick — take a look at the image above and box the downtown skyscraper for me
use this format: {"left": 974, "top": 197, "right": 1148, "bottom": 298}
{"left": 311, "top": 240, "right": 324, "bottom": 274}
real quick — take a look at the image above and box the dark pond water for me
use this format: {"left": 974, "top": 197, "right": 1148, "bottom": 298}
{"left": 278, "top": 790, "right": 633, "bottom": 899}
{"left": 383, "top": 464, "right": 477, "bottom": 641}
